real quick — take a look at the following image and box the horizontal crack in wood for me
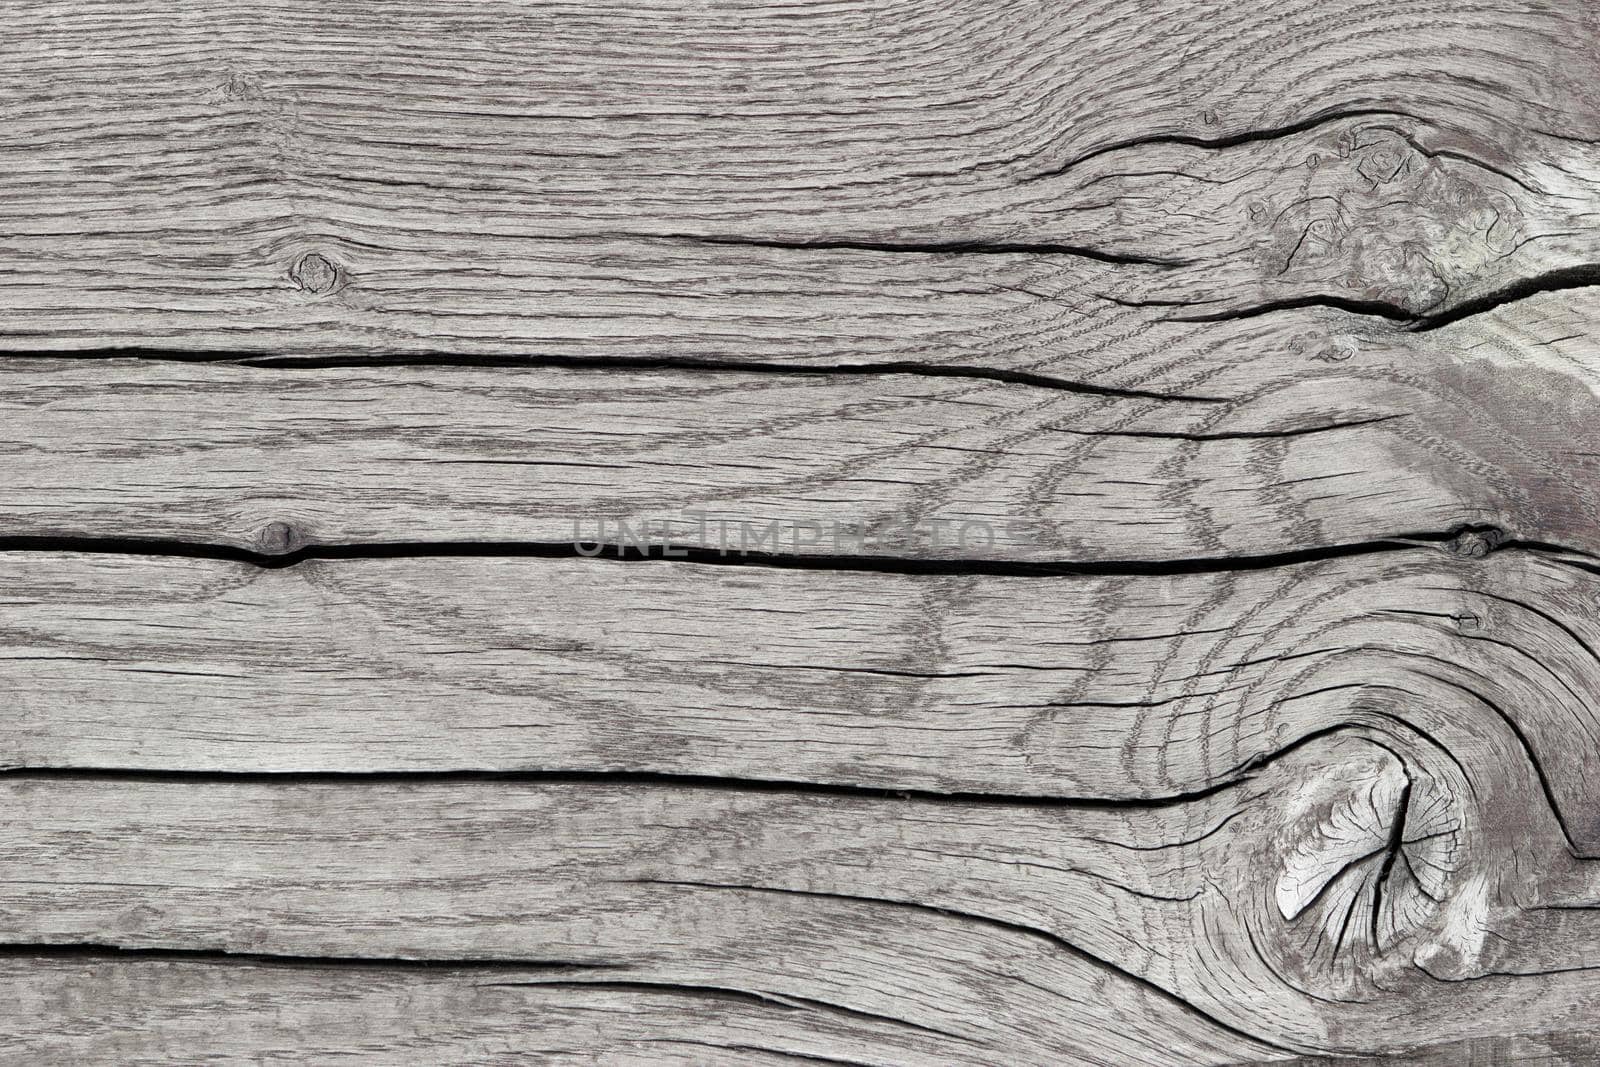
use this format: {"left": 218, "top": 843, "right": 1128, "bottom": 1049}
{"left": 0, "top": 524, "right": 1529, "bottom": 575}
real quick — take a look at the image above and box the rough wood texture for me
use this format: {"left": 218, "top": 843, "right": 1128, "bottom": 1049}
{"left": 7, "top": 285, "right": 1600, "bottom": 561}
{"left": 2, "top": 548, "right": 1597, "bottom": 811}
{"left": 1, "top": 714, "right": 1597, "bottom": 1062}
{"left": 4, "top": 2, "right": 1600, "bottom": 362}
{"left": 6, "top": 544, "right": 1600, "bottom": 1061}
{"left": 5, "top": 0, "right": 1600, "bottom": 1063}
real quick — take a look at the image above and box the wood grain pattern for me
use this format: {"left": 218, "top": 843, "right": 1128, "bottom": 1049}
{"left": 6, "top": 543, "right": 1600, "bottom": 1060}
{"left": 6, "top": 959, "right": 1594, "bottom": 1067}
{"left": 6, "top": 284, "right": 1600, "bottom": 561}
{"left": 0, "top": 956, "right": 1273, "bottom": 1067}
{"left": 2, "top": 547, "right": 1596, "bottom": 814}
{"left": 4, "top": 2, "right": 1600, "bottom": 360}
{"left": 0, "top": 745, "right": 1595, "bottom": 1063}
{"left": 7, "top": 0, "right": 1600, "bottom": 1062}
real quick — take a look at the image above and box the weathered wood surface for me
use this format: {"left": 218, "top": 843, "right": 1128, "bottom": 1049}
{"left": 0, "top": 753, "right": 1594, "bottom": 1062}
{"left": 5, "top": 283, "right": 1600, "bottom": 560}
{"left": 3, "top": 548, "right": 1598, "bottom": 817}
{"left": 4, "top": 2, "right": 1600, "bottom": 361}
{"left": 6, "top": 0, "right": 1600, "bottom": 1063}
{"left": 5, "top": 544, "right": 1600, "bottom": 1062}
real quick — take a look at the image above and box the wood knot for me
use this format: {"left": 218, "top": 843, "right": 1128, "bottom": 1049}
{"left": 1444, "top": 527, "right": 1505, "bottom": 560}
{"left": 290, "top": 253, "right": 340, "bottom": 295}
{"left": 256, "top": 521, "right": 305, "bottom": 556}
{"left": 1259, "top": 735, "right": 1463, "bottom": 995}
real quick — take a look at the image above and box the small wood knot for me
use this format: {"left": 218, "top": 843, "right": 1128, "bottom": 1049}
{"left": 291, "top": 253, "right": 340, "bottom": 295}
{"left": 1453, "top": 611, "right": 1483, "bottom": 633}
{"left": 257, "top": 521, "right": 304, "bottom": 556}
{"left": 1313, "top": 339, "right": 1357, "bottom": 363}
{"left": 1445, "top": 527, "right": 1505, "bottom": 560}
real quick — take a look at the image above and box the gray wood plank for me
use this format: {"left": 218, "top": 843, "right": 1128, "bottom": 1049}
{"left": 6, "top": 2, "right": 1600, "bottom": 1061}
{"left": 7, "top": 541, "right": 1598, "bottom": 1062}
{"left": 0, "top": 750, "right": 1595, "bottom": 1062}
{"left": 4, "top": 287, "right": 1600, "bottom": 559}
{"left": 6, "top": 547, "right": 1598, "bottom": 821}
{"left": 0, "top": 951, "right": 1269, "bottom": 1067}
{"left": 3, "top": 3, "right": 1599, "bottom": 358}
